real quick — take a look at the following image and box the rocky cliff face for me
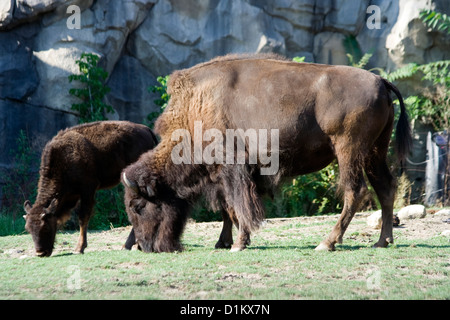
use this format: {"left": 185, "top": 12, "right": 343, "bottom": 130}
{"left": 0, "top": 0, "right": 449, "bottom": 178}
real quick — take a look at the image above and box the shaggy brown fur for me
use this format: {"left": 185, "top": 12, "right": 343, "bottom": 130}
{"left": 122, "top": 54, "right": 412, "bottom": 253}
{"left": 24, "top": 121, "right": 157, "bottom": 257}
{"left": 123, "top": 169, "right": 242, "bottom": 251}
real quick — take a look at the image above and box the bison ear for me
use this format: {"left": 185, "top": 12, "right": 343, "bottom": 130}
{"left": 23, "top": 200, "right": 32, "bottom": 215}
{"left": 43, "top": 198, "right": 58, "bottom": 217}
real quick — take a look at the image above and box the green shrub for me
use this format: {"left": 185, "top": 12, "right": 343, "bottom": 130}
{"left": 89, "top": 185, "right": 127, "bottom": 230}
{"left": 147, "top": 75, "right": 170, "bottom": 128}
{"left": 266, "top": 162, "right": 342, "bottom": 218}
{"left": 0, "top": 214, "right": 25, "bottom": 236}
{"left": 0, "top": 130, "right": 39, "bottom": 235}
{"left": 68, "top": 52, "right": 114, "bottom": 123}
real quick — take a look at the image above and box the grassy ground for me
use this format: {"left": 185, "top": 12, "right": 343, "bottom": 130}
{"left": 0, "top": 211, "right": 449, "bottom": 300}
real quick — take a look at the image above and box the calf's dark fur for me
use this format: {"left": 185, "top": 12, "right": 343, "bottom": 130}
{"left": 24, "top": 121, "right": 157, "bottom": 257}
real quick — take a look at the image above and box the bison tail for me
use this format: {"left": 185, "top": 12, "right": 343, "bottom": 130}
{"left": 383, "top": 79, "right": 412, "bottom": 162}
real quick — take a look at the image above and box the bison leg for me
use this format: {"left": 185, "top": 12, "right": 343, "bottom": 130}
{"left": 366, "top": 156, "right": 395, "bottom": 248}
{"left": 230, "top": 225, "right": 251, "bottom": 252}
{"left": 75, "top": 222, "right": 88, "bottom": 254}
{"left": 316, "top": 170, "right": 367, "bottom": 251}
{"left": 123, "top": 228, "right": 136, "bottom": 250}
{"left": 215, "top": 209, "right": 234, "bottom": 249}
{"left": 75, "top": 193, "right": 96, "bottom": 254}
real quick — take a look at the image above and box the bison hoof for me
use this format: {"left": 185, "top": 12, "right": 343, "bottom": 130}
{"left": 215, "top": 241, "right": 232, "bottom": 249}
{"left": 372, "top": 241, "right": 389, "bottom": 248}
{"left": 74, "top": 246, "right": 86, "bottom": 254}
{"left": 230, "top": 245, "right": 245, "bottom": 252}
{"left": 314, "top": 242, "right": 334, "bottom": 251}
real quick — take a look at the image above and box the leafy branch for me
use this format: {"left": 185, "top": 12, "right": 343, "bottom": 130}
{"left": 146, "top": 75, "right": 170, "bottom": 127}
{"left": 68, "top": 52, "right": 114, "bottom": 123}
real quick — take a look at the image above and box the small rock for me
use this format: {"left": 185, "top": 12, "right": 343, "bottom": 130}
{"left": 366, "top": 211, "right": 400, "bottom": 228}
{"left": 367, "top": 210, "right": 382, "bottom": 229}
{"left": 5, "top": 249, "right": 24, "bottom": 255}
{"left": 397, "top": 205, "right": 426, "bottom": 220}
{"left": 441, "top": 230, "right": 450, "bottom": 237}
{"left": 435, "top": 209, "right": 450, "bottom": 216}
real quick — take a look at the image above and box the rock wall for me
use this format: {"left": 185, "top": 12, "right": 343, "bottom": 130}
{"left": 0, "top": 0, "right": 449, "bottom": 188}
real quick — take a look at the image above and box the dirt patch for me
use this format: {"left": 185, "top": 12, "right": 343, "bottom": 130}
{"left": 255, "top": 211, "right": 450, "bottom": 243}
{"left": 65, "top": 210, "right": 450, "bottom": 252}
{"left": 8, "top": 210, "right": 450, "bottom": 257}
{"left": 183, "top": 210, "right": 450, "bottom": 247}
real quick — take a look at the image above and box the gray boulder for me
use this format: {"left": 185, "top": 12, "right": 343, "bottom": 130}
{"left": 128, "top": 0, "right": 285, "bottom": 77}
{"left": 367, "top": 210, "right": 382, "bottom": 229}
{"left": 1, "top": 0, "right": 450, "bottom": 199}
{"left": 398, "top": 205, "right": 427, "bottom": 220}
{"left": 0, "top": 33, "right": 38, "bottom": 100}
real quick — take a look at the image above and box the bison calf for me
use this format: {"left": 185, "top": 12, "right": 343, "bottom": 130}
{"left": 24, "top": 121, "right": 157, "bottom": 257}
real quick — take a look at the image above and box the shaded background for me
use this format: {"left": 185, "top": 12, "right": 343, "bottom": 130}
{"left": 1, "top": 0, "right": 449, "bottom": 212}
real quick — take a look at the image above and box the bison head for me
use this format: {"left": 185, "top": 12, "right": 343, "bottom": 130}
{"left": 23, "top": 199, "right": 58, "bottom": 257}
{"left": 121, "top": 160, "right": 189, "bottom": 253}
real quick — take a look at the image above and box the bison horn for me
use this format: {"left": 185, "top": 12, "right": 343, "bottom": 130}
{"left": 122, "top": 172, "right": 139, "bottom": 193}
{"left": 146, "top": 185, "right": 155, "bottom": 198}
{"left": 146, "top": 179, "right": 157, "bottom": 198}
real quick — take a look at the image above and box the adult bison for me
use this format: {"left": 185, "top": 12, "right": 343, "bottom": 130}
{"left": 122, "top": 54, "right": 411, "bottom": 252}
{"left": 24, "top": 121, "right": 157, "bottom": 257}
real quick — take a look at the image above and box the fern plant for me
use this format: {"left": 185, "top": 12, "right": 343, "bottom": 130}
{"left": 347, "top": 52, "right": 373, "bottom": 69}
{"left": 366, "top": 10, "right": 450, "bottom": 132}
{"left": 386, "top": 63, "right": 418, "bottom": 82}
{"left": 420, "top": 9, "right": 450, "bottom": 33}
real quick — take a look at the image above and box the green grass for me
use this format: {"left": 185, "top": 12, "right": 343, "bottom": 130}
{"left": 0, "top": 215, "right": 449, "bottom": 300}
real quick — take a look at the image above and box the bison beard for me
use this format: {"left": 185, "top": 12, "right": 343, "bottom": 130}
{"left": 122, "top": 53, "right": 412, "bottom": 253}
